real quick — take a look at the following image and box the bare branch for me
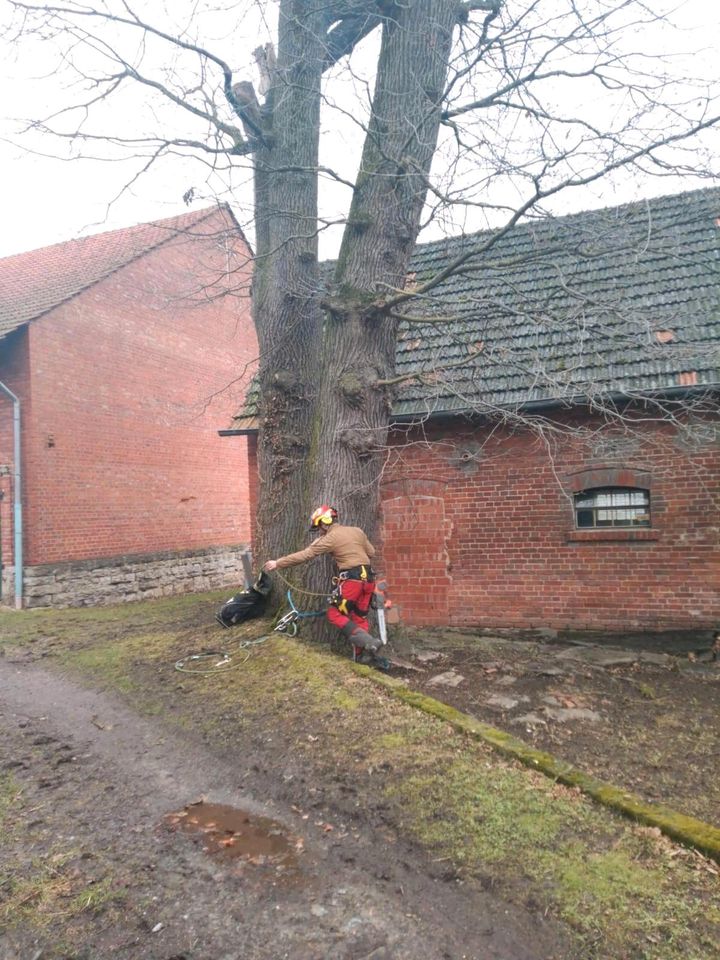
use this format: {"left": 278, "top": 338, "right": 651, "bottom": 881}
{"left": 323, "top": 12, "right": 381, "bottom": 69}
{"left": 378, "top": 110, "right": 720, "bottom": 313}
{"left": 375, "top": 343, "right": 488, "bottom": 388}
{"left": 457, "top": 0, "right": 501, "bottom": 22}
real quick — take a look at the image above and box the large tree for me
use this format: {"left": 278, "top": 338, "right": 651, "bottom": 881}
{"left": 5, "top": 0, "right": 720, "bottom": 604}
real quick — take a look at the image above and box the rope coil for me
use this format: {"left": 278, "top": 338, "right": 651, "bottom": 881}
{"left": 174, "top": 635, "right": 271, "bottom": 674}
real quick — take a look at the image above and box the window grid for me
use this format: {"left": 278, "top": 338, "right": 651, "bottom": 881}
{"left": 574, "top": 487, "right": 650, "bottom": 529}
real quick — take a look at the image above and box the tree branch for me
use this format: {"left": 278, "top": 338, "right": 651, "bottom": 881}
{"left": 378, "top": 109, "right": 720, "bottom": 313}
{"left": 457, "top": 0, "right": 501, "bottom": 21}
{"left": 375, "top": 343, "right": 488, "bottom": 388}
{"left": 323, "top": 13, "right": 382, "bottom": 70}
{"left": 9, "top": 1, "right": 261, "bottom": 146}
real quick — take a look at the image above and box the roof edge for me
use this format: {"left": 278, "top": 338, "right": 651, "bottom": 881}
{"left": 220, "top": 384, "right": 720, "bottom": 436}
{"left": 0, "top": 204, "right": 248, "bottom": 337}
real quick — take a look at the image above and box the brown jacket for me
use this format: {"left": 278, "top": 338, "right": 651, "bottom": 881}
{"left": 276, "top": 524, "right": 375, "bottom": 571}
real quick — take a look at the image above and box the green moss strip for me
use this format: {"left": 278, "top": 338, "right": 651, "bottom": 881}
{"left": 353, "top": 664, "right": 720, "bottom": 864}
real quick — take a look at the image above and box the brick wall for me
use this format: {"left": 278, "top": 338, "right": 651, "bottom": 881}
{"left": 1, "top": 208, "right": 258, "bottom": 606}
{"left": 381, "top": 481, "right": 452, "bottom": 625}
{"left": 0, "top": 328, "right": 31, "bottom": 603}
{"left": 247, "top": 433, "right": 259, "bottom": 555}
{"left": 380, "top": 411, "right": 720, "bottom": 631}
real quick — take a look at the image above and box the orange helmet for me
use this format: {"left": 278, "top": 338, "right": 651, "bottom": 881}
{"left": 310, "top": 505, "right": 338, "bottom": 529}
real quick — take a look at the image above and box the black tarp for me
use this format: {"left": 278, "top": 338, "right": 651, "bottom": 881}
{"left": 215, "top": 571, "right": 272, "bottom": 627}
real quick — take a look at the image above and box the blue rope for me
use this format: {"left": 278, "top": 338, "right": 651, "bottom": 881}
{"left": 286, "top": 589, "right": 326, "bottom": 619}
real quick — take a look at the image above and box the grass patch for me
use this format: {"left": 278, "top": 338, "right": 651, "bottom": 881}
{"left": 170, "top": 631, "right": 368, "bottom": 729}
{"left": 68, "top": 876, "right": 126, "bottom": 916}
{"left": 549, "top": 841, "right": 719, "bottom": 959}
{"left": 388, "top": 762, "right": 568, "bottom": 863}
{"left": 0, "top": 854, "right": 125, "bottom": 929}
{"left": 383, "top": 750, "right": 719, "bottom": 957}
{"left": 60, "top": 630, "right": 178, "bottom": 691}
{"left": 0, "top": 777, "right": 125, "bottom": 937}
{"left": 0, "top": 774, "right": 20, "bottom": 829}
{"left": 3, "top": 590, "right": 719, "bottom": 959}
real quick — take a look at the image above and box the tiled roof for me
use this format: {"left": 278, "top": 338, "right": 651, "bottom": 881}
{"left": 0, "top": 206, "right": 231, "bottom": 342}
{"left": 234, "top": 185, "right": 720, "bottom": 426}
{"left": 394, "top": 185, "right": 720, "bottom": 416}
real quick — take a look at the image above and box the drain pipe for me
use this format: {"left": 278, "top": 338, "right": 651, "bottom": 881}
{"left": 0, "top": 380, "right": 22, "bottom": 609}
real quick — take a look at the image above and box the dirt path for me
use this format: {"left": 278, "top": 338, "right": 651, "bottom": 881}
{"left": 0, "top": 660, "right": 568, "bottom": 960}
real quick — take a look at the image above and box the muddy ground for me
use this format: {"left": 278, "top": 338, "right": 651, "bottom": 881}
{"left": 386, "top": 627, "right": 720, "bottom": 825}
{"left": 0, "top": 663, "right": 558, "bottom": 960}
{"left": 0, "top": 594, "right": 718, "bottom": 960}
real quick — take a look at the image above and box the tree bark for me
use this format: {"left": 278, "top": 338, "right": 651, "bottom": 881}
{"left": 253, "top": 0, "right": 326, "bottom": 584}
{"left": 292, "top": 0, "right": 459, "bottom": 628}
{"left": 310, "top": 0, "right": 458, "bottom": 537}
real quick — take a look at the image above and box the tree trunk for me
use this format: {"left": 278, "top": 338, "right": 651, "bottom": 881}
{"left": 310, "top": 0, "right": 458, "bottom": 538}
{"left": 299, "top": 0, "right": 459, "bottom": 631}
{"left": 253, "top": 0, "right": 326, "bottom": 590}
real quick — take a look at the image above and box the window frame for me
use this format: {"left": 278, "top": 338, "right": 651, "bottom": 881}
{"left": 573, "top": 486, "right": 651, "bottom": 530}
{"left": 564, "top": 466, "right": 659, "bottom": 543}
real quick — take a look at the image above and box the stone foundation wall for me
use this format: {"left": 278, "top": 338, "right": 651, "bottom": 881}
{"left": 1, "top": 564, "right": 14, "bottom": 606}
{"left": 11, "top": 545, "right": 252, "bottom": 609}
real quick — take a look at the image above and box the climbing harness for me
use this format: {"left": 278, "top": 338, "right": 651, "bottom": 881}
{"left": 273, "top": 579, "right": 390, "bottom": 669}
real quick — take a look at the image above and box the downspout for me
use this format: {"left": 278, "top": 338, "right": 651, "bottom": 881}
{"left": 0, "top": 380, "right": 22, "bottom": 609}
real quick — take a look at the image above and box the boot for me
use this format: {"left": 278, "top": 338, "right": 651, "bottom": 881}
{"left": 340, "top": 621, "right": 381, "bottom": 653}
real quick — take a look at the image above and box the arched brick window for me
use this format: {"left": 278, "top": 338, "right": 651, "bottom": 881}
{"left": 564, "top": 466, "right": 658, "bottom": 542}
{"left": 574, "top": 487, "right": 650, "bottom": 529}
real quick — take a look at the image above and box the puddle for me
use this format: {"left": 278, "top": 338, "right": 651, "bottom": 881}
{"left": 163, "top": 801, "right": 303, "bottom": 878}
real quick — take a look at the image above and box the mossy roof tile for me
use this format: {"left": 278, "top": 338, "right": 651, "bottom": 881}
{"left": 233, "top": 185, "right": 720, "bottom": 424}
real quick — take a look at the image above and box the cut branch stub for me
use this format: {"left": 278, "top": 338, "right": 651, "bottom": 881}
{"left": 339, "top": 425, "right": 377, "bottom": 458}
{"left": 229, "top": 80, "right": 265, "bottom": 141}
{"left": 271, "top": 369, "right": 302, "bottom": 395}
{"left": 338, "top": 371, "right": 366, "bottom": 408}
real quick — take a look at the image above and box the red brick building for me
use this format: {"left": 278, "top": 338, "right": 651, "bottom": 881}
{"left": 0, "top": 205, "right": 257, "bottom": 607}
{"left": 237, "top": 187, "right": 720, "bottom": 634}
{"left": 381, "top": 411, "right": 718, "bottom": 633}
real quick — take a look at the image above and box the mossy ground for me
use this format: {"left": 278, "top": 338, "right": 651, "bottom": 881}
{"left": 1, "top": 594, "right": 718, "bottom": 959}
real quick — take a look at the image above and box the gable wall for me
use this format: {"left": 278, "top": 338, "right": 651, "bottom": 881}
{"left": 21, "top": 213, "right": 257, "bottom": 568}
{"left": 379, "top": 410, "right": 720, "bottom": 632}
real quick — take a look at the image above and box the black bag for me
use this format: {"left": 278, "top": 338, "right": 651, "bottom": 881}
{"left": 215, "top": 571, "right": 272, "bottom": 628}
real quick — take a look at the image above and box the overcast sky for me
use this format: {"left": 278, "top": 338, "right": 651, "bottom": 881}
{"left": 0, "top": 0, "right": 718, "bottom": 260}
